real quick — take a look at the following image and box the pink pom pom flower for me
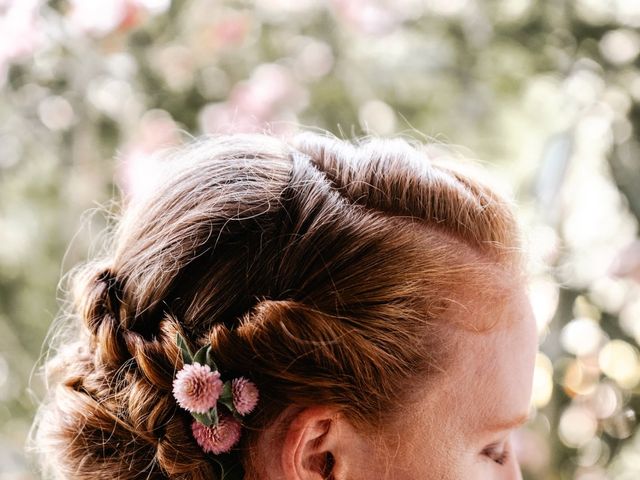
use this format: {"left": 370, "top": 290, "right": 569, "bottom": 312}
{"left": 191, "top": 413, "right": 243, "bottom": 454}
{"left": 231, "top": 377, "right": 260, "bottom": 415}
{"left": 172, "top": 362, "right": 223, "bottom": 414}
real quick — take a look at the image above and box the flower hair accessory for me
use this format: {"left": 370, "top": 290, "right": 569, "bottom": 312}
{"left": 172, "top": 332, "right": 259, "bottom": 459}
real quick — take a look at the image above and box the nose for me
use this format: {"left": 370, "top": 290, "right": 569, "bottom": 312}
{"left": 512, "top": 460, "right": 523, "bottom": 480}
{"left": 510, "top": 440, "right": 523, "bottom": 480}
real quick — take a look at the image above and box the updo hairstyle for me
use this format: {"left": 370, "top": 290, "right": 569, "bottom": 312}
{"left": 31, "top": 132, "right": 524, "bottom": 479}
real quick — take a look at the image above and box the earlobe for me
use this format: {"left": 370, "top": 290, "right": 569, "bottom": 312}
{"left": 281, "top": 407, "right": 340, "bottom": 480}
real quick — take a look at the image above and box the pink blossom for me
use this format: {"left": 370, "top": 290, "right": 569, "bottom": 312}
{"left": 330, "top": 0, "right": 401, "bottom": 35}
{"left": 115, "top": 109, "right": 181, "bottom": 204}
{"left": 68, "top": 0, "right": 169, "bottom": 36}
{"left": 610, "top": 240, "right": 640, "bottom": 283}
{"left": 232, "top": 377, "right": 259, "bottom": 415}
{"left": 0, "top": 0, "right": 44, "bottom": 79}
{"left": 68, "top": 0, "right": 130, "bottom": 36}
{"left": 172, "top": 362, "right": 223, "bottom": 414}
{"left": 191, "top": 413, "right": 242, "bottom": 454}
{"left": 198, "top": 63, "right": 306, "bottom": 136}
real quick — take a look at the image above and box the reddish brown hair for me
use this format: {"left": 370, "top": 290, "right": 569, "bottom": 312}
{"left": 30, "top": 132, "right": 525, "bottom": 479}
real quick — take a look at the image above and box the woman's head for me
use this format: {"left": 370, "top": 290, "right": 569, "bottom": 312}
{"left": 31, "top": 132, "right": 536, "bottom": 479}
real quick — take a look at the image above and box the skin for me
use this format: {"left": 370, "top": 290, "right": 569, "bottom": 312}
{"left": 385, "top": 282, "right": 538, "bottom": 479}
{"left": 256, "top": 280, "right": 538, "bottom": 480}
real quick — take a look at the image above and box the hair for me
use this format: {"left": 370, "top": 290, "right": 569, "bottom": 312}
{"left": 29, "top": 131, "right": 526, "bottom": 479}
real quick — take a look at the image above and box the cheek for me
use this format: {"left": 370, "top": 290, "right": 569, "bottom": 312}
{"left": 383, "top": 406, "right": 468, "bottom": 480}
{"left": 391, "top": 442, "right": 491, "bottom": 480}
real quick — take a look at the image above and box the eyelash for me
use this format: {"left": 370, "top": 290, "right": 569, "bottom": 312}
{"left": 482, "top": 444, "right": 510, "bottom": 466}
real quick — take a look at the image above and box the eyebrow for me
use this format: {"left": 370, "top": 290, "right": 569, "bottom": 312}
{"left": 486, "top": 412, "right": 531, "bottom": 432}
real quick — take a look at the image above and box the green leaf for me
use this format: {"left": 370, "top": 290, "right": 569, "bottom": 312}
{"left": 193, "top": 347, "right": 207, "bottom": 365}
{"left": 206, "top": 345, "right": 218, "bottom": 370}
{"left": 192, "top": 411, "right": 213, "bottom": 427}
{"left": 176, "top": 332, "right": 193, "bottom": 364}
{"left": 218, "top": 381, "right": 235, "bottom": 413}
{"left": 209, "top": 406, "right": 219, "bottom": 426}
{"left": 192, "top": 407, "right": 219, "bottom": 427}
{"left": 193, "top": 345, "right": 218, "bottom": 371}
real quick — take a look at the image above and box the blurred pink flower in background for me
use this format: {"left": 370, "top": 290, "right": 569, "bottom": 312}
{"left": 115, "top": 109, "right": 181, "bottom": 203}
{"left": 330, "top": 0, "right": 402, "bottom": 35}
{"left": 150, "top": 44, "right": 197, "bottom": 92}
{"left": 199, "top": 63, "right": 307, "bottom": 135}
{"left": 609, "top": 240, "right": 640, "bottom": 283}
{"left": 68, "top": 0, "right": 137, "bottom": 35}
{"left": 0, "top": 0, "right": 44, "bottom": 83}
{"left": 209, "top": 13, "right": 250, "bottom": 49}
{"left": 67, "top": 0, "right": 170, "bottom": 36}
{"left": 184, "top": 6, "right": 252, "bottom": 58}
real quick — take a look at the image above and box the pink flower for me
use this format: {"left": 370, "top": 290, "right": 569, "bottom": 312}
{"left": 172, "top": 363, "right": 223, "bottom": 414}
{"left": 191, "top": 413, "right": 242, "bottom": 454}
{"left": 232, "top": 377, "right": 259, "bottom": 415}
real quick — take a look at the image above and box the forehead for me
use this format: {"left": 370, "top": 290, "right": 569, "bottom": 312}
{"left": 444, "top": 261, "right": 529, "bottom": 331}
{"left": 442, "top": 285, "right": 538, "bottom": 435}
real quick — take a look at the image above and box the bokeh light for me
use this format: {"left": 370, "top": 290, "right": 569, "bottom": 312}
{"left": 599, "top": 340, "right": 640, "bottom": 389}
{"left": 559, "top": 404, "right": 599, "bottom": 448}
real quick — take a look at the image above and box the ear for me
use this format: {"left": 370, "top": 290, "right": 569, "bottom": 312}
{"left": 281, "top": 407, "right": 355, "bottom": 480}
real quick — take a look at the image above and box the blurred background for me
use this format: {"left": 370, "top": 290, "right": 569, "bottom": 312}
{"left": 1, "top": 0, "right": 640, "bottom": 478}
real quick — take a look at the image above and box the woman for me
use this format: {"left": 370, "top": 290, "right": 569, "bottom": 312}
{"left": 31, "top": 131, "right": 538, "bottom": 479}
